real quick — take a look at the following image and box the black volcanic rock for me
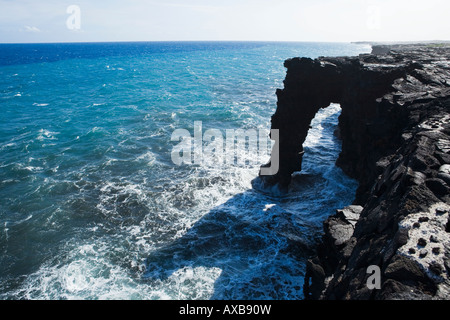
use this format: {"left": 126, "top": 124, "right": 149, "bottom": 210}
{"left": 260, "top": 44, "right": 450, "bottom": 300}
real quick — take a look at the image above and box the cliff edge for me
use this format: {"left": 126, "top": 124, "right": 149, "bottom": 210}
{"left": 260, "top": 43, "right": 450, "bottom": 299}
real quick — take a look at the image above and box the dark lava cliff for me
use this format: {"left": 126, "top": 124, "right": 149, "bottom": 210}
{"left": 259, "top": 44, "right": 450, "bottom": 300}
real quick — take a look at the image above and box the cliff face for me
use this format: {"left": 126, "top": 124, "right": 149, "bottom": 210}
{"left": 260, "top": 44, "right": 450, "bottom": 299}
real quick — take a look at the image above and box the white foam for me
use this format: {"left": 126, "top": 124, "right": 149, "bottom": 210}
{"left": 24, "top": 166, "right": 43, "bottom": 172}
{"left": 97, "top": 181, "right": 148, "bottom": 218}
{"left": 136, "top": 151, "right": 156, "bottom": 166}
{"left": 3, "top": 222, "right": 9, "bottom": 241}
{"left": 36, "top": 129, "right": 59, "bottom": 141}
{"left": 0, "top": 142, "right": 17, "bottom": 151}
{"left": 263, "top": 204, "right": 277, "bottom": 212}
{"left": 158, "top": 266, "right": 222, "bottom": 300}
{"left": 4, "top": 234, "right": 223, "bottom": 300}
{"left": 304, "top": 103, "right": 341, "bottom": 149}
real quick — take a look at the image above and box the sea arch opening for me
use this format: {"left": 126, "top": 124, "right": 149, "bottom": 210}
{"left": 300, "top": 103, "right": 344, "bottom": 177}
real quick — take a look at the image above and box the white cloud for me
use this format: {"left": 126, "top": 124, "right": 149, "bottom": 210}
{"left": 24, "top": 25, "right": 41, "bottom": 33}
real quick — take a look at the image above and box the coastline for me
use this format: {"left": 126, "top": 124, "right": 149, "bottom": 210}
{"left": 259, "top": 43, "right": 450, "bottom": 299}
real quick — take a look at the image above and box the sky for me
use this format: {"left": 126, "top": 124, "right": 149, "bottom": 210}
{"left": 0, "top": 0, "right": 449, "bottom": 43}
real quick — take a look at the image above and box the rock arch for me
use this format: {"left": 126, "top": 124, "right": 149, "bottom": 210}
{"left": 260, "top": 55, "right": 407, "bottom": 203}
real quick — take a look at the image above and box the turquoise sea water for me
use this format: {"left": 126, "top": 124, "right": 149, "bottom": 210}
{"left": 0, "top": 42, "right": 371, "bottom": 300}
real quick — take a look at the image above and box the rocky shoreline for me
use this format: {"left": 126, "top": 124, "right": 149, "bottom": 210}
{"left": 260, "top": 43, "right": 450, "bottom": 299}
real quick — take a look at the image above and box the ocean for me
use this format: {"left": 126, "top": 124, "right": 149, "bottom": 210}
{"left": 0, "top": 41, "right": 371, "bottom": 300}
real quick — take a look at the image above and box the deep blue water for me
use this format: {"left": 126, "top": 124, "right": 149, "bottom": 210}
{"left": 0, "top": 41, "right": 370, "bottom": 300}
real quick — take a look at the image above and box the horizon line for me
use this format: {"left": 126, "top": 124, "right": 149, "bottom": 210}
{"left": 1, "top": 39, "right": 448, "bottom": 46}
{"left": 0, "top": 39, "right": 360, "bottom": 45}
